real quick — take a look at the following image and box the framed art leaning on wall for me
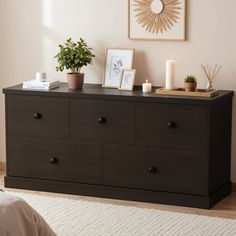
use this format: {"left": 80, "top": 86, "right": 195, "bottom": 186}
{"left": 129, "top": 0, "right": 186, "bottom": 41}
{"left": 103, "top": 49, "right": 135, "bottom": 88}
{"left": 119, "top": 69, "right": 136, "bottom": 91}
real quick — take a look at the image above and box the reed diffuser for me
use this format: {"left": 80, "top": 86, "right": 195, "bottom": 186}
{"left": 201, "top": 64, "right": 222, "bottom": 91}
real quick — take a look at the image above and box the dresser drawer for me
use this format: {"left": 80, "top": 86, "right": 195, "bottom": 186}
{"left": 103, "top": 145, "right": 206, "bottom": 195}
{"left": 7, "top": 137, "right": 102, "bottom": 184}
{"left": 70, "top": 99, "right": 135, "bottom": 144}
{"left": 136, "top": 103, "right": 208, "bottom": 150}
{"left": 7, "top": 95, "right": 69, "bottom": 139}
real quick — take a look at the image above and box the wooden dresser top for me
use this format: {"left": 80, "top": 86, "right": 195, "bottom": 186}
{"left": 3, "top": 83, "right": 234, "bottom": 105}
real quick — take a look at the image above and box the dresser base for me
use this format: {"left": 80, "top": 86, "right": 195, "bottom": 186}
{"left": 4, "top": 176, "right": 231, "bottom": 209}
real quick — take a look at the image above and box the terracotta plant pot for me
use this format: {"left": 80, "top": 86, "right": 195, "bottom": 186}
{"left": 184, "top": 82, "right": 197, "bottom": 92}
{"left": 67, "top": 73, "right": 84, "bottom": 90}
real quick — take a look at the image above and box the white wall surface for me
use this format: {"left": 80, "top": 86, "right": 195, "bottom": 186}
{"left": 0, "top": 0, "right": 236, "bottom": 181}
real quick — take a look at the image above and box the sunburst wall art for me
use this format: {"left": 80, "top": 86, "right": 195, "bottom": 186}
{"left": 129, "top": 0, "right": 186, "bottom": 40}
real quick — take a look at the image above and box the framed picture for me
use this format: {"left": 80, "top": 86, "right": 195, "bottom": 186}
{"left": 119, "top": 69, "right": 136, "bottom": 91}
{"left": 103, "top": 48, "right": 135, "bottom": 88}
{"left": 129, "top": 0, "right": 186, "bottom": 41}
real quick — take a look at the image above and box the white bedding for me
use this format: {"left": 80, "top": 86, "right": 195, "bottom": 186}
{"left": 0, "top": 191, "right": 56, "bottom": 236}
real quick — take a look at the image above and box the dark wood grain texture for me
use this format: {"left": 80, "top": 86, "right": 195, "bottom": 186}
{"left": 3, "top": 83, "right": 234, "bottom": 105}
{"left": 7, "top": 95, "right": 69, "bottom": 139}
{"left": 3, "top": 83, "right": 234, "bottom": 209}
{"left": 8, "top": 137, "right": 102, "bottom": 184}
{"left": 136, "top": 103, "right": 208, "bottom": 150}
{"left": 70, "top": 99, "right": 135, "bottom": 144}
{"left": 208, "top": 96, "right": 233, "bottom": 194}
{"left": 103, "top": 144, "right": 206, "bottom": 194}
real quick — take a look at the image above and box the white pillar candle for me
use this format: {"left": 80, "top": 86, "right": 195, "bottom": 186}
{"left": 142, "top": 80, "right": 152, "bottom": 93}
{"left": 165, "top": 60, "right": 175, "bottom": 90}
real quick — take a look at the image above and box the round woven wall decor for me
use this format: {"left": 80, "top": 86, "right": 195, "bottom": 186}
{"left": 133, "top": 0, "right": 182, "bottom": 34}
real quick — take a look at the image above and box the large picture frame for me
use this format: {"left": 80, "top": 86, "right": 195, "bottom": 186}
{"left": 103, "top": 48, "right": 135, "bottom": 88}
{"left": 129, "top": 0, "right": 186, "bottom": 41}
{"left": 119, "top": 69, "right": 136, "bottom": 91}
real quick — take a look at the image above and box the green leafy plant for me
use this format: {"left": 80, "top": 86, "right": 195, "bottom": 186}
{"left": 185, "top": 75, "right": 197, "bottom": 83}
{"left": 54, "top": 38, "right": 95, "bottom": 73}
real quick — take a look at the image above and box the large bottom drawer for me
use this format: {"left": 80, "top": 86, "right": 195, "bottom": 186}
{"left": 7, "top": 137, "right": 102, "bottom": 184}
{"left": 103, "top": 145, "right": 206, "bottom": 195}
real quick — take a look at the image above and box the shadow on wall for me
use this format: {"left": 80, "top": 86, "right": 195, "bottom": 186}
{"left": 133, "top": 50, "right": 151, "bottom": 85}
{"left": 83, "top": 40, "right": 107, "bottom": 84}
{"left": 40, "top": 0, "right": 107, "bottom": 82}
{"left": 1, "top": 0, "right": 44, "bottom": 85}
{"left": 0, "top": 0, "right": 44, "bottom": 162}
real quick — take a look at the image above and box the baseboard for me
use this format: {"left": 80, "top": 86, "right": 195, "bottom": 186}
{"left": 0, "top": 162, "right": 6, "bottom": 171}
{"left": 4, "top": 176, "right": 233, "bottom": 209}
{"left": 233, "top": 183, "right": 236, "bottom": 192}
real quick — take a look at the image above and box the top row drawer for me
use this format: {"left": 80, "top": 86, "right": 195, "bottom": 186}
{"left": 136, "top": 103, "right": 208, "bottom": 150}
{"left": 70, "top": 99, "right": 135, "bottom": 144}
{"left": 7, "top": 95, "right": 208, "bottom": 150}
{"left": 7, "top": 95, "right": 69, "bottom": 139}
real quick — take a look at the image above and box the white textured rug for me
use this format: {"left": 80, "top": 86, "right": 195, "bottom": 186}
{"left": 7, "top": 192, "right": 236, "bottom": 236}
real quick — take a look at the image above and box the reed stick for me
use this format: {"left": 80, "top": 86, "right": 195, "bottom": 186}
{"left": 201, "top": 64, "right": 222, "bottom": 83}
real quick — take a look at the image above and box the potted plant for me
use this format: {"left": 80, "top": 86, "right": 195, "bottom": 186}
{"left": 184, "top": 75, "right": 197, "bottom": 92}
{"left": 55, "top": 38, "right": 95, "bottom": 89}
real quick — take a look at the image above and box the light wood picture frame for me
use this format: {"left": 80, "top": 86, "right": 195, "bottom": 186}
{"left": 103, "top": 48, "right": 135, "bottom": 88}
{"left": 129, "top": 0, "right": 186, "bottom": 41}
{"left": 119, "top": 69, "right": 136, "bottom": 91}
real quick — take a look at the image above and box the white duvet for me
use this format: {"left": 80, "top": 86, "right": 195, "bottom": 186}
{"left": 0, "top": 191, "right": 56, "bottom": 236}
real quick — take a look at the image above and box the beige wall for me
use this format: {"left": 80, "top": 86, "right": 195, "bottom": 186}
{"left": 0, "top": 0, "right": 236, "bottom": 180}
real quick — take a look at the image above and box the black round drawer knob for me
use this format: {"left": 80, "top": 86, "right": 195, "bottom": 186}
{"left": 148, "top": 166, "right": 157, "bottom": 174}
{"left": 167, "top": 122, "right": 176, "bottom": 129}
{"left": 33, "top": 113, "right": 42, "bottom": 119}
{"left": 49, "top": 158, "right": 58, "bottom": 164}
{"left": 98, "top": 117, "right": 106, "bottom": 124}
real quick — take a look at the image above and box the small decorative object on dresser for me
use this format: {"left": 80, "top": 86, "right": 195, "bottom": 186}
{"left": 119, "top": 69, "right": 136, "bottom": 91}
{"left": 54, "top": 38, "right": 95, "bottom": 90}
{"left": 103, "top": 48, "right": 135, "bottom": 88}
{"left": 201, "top": 64, "right": 222, "bottom": 91}
{"left": 23, "top": 71, "right": 60, "bottom": 91}
{"left": 165, "top": 60, "right": 175, "bottom": 90}
{"left": 184, "top": 75, "right": 197, "bottom": 92}
{"left": 35, "top": 72, "right": 47, "bottom": 82}
{"left": 156, "top": 88, "right": 219, "bottom": 98}
{"left": 142, "top": 80, "right": 152, "bottom": 93}
{"left": 23, "top": 80, "right": 60, "bottom": 91}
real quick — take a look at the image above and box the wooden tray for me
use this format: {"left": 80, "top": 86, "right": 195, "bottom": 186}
{"left": 156, "top": 88, "right": 219, "bottom": 98}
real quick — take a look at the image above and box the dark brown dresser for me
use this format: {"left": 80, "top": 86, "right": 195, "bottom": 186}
{"left": 3, "top": 83, "right": 234, "bottom": 209}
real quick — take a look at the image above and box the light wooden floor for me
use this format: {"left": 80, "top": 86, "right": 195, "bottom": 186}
{"left": 1, "top": 171, "right": 236, "bottom": 220}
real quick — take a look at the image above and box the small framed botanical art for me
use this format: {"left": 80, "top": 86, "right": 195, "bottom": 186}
{"left": 103, "top": 48, "right": 135, "bottom": 88}
{"left": 119, "top": 69, "right": 136, "bottom": 91}
{"left": 129, "top": 0, "right": 186, "bottom": 41}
